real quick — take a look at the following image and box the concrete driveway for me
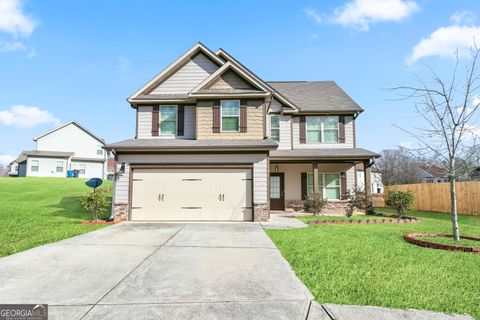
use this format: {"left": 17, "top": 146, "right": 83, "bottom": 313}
{"left": 0, "top": 222, "right": 321, "bottom": 320}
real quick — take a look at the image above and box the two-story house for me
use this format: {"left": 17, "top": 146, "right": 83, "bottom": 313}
{"left": 12, "top": 121, "right": 107, "bottom": 179}
{"left": 105, "top": 43, "right": 379, "bottom": 222}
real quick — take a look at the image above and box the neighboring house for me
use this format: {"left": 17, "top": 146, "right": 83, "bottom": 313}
{"left": 106, "top": 158, "right": 116, "bottom": 180}
{"left": 105, "top": 43, "right": 380, "bottom": 222}
{"left": 8, "top": 160, "right": 20, "bottom": 176}
{"left": 13, "top": 121, "right": 107, "bottom": 179}
{"left": 417, "top": 164, "right": 448, "bottom": 183}
{"left": 355, "top": 163, "right": 384, "bottom": 194}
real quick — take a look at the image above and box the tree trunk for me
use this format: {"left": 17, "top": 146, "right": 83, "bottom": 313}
{"left": 450, "top": 177, "right": 460, "bottom": 241}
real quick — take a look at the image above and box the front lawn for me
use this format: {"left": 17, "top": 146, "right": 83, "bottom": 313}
{"left": 298, "top": 214, "right": 389, "bottom": 223}
{"left": 0, "top": 177, "right": 112, "bottom": 257}
{"left": 266, "top": 208, "right": 480, "bottom": 319}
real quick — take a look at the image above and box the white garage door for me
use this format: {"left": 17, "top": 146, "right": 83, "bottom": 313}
{"left": 130, "top": 168, "right": 253, "bottom": 221}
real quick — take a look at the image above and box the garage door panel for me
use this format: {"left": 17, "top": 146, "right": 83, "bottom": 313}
{"left": 131, "top": 168, "right": 253, "bottom": 221}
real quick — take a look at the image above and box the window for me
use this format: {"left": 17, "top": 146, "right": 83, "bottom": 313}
{"left": 307, "top": 173, "right": 340, "bottom": 200}
{"left": 159, "top": 106, "right": 177, "bottom": 135}
{"left": 306, "top": 116, "right": 339, "bottom": 143}
{"left": 78, "top": 164, "right": 86, "bottom": 175}
{"left": 270, "top": 115, "right": 280, "bottom": 141}
{"left": 221, "top": 100, "right": 240, "bottom": 132}
{"left": 97, "top": 145, "right": 103, "bottom": 155}
{"left": 56, "top": 161, "right": 64, "bottom": 173}
{"left": 31, "top": 160, "right": 39, "bottom": 172}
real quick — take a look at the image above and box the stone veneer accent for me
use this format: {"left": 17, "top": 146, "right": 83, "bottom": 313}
{"left": 254, "top": 203, "right": 269, "bottom": 222}
{"left": 285, "top": 200, "right": 353, "bottom": 215}
{"left": 113, "top": 203, "right": 129, "bottom": 222}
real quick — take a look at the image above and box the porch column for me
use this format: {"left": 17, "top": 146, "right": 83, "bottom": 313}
{"left": 312, "top": 162, "right": 319, "bottom": 195}
{"left": 363, "top": 160, "right": 374, "bottom": 214}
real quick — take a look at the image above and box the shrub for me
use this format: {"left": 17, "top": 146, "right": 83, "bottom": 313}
{"left": 345, "top": 186, "right": 369, "bottom": 217}
{"left": 385, "top": 190, "right": 415, "bottom": 217}
{"left": 304, "top": 192, "right": 328, "bottom": 215}
{"left": 80, "top": 190, "right": 109, "bottom": 221}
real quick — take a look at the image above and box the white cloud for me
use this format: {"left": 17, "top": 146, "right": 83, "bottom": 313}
{"left": 0, "top": 105, "right": 60, "bottom": 128}
{"left": 306, "top": 0, "right": 419, "bottom": 31}
{"left": 0, "top": 154, "right": 15, "bottom": 166}
{"left": 0, "top": 0, "right": 36, "bottom": 37}
{"left": 450, "top": 10, "right": 476, "bottom": 25}
{"left": 304, "top": 8, "right": 323, "bottom": 24}
{"left": 408, "top": 25, "right": 480, "bottom": 63}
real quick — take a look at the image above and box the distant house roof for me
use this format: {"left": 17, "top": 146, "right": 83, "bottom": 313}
{"left": 16, "top": 150, "right": 74, "bottom": 161}
{"left": 418, "top": 164, "right": 448, "bottom": 178}
{"left": 267, "top": 81, "right": 363, "bottom": 113}
{"left": 355, "top": 163, "right": 382, "bottom": 173}
{"left": 33, "top": 120, "right": 106, "bottom": 144}
{"left": 104, "top": 139, "right": 278, "bottom": 151}
{"left": 270, "top": 148, "right": 379, "bottom": 160}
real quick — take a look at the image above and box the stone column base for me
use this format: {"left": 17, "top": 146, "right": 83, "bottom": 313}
{"left": 286, "top": 200, "right": 356, "bottom": 215}
{"left": 253, "top": 203, "right": 269, "bottom": 222}
{"left": 113, "top": 203, "right": 129, "bottom": 222}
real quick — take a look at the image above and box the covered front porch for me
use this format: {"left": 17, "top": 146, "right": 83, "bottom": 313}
{"left": 269, "top": 148, "right": 380, "bottom": 214}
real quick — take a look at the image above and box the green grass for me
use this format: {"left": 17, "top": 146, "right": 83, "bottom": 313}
{"left": 417, "top": 236, "right": 480, "bottom": 248}
{"left": 0, "top": 177, "right": 112, "bottom": 257}
{"left": 266, "top": 208, "right": 480, "bottom": 319}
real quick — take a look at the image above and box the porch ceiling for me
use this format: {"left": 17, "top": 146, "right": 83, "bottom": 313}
{"left": 269, "top": 148, "right": 380, "bottom": 162}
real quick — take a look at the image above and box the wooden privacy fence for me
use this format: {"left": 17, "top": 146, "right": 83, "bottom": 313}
{"left": 384, "top": 182, "right": 480, "bottom": 216}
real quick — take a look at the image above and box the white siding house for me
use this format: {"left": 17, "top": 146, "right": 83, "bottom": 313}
{"left": 14, "top": 121, "right": 107, "bottom": 179}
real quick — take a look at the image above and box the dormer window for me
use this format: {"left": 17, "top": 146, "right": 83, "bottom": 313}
{"left": 159, "top": 106, "right": 177, "bottom": 135}
{"left": 221, "top": 100, "right": 240, "bottom": 132}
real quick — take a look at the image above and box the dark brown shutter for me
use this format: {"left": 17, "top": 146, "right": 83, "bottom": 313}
{"left": 152, "top": 105, "right": 159, "bottom": 136}
{"left": 340, "top": 171, "right": 347, "bottom": 199}
{"left": 240, "top": 101, "right": 247, "bottom": 133}
{"left": 339, "top": 115, "right": 345, "bottom": 143}
{"left": 212, "top": 100, "right": 220, "bottom": 133}
{"left": 177, "top": 105, "right": 184, "bottom": 136}
{"left": 301, "top": 172, "right": 307, "bottom": 200}
{"left": 299, "top": 116, "right": 306, "bottom": 144}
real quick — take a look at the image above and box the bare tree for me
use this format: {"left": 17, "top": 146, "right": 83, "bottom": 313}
{"left": 392, "top": 47, "right": 480, "bottom": 241}
{"left": 377, "top": 147, "right": 422, "bottom": 185}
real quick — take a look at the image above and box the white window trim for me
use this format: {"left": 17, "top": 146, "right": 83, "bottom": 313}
{"left": 56, "top": 161, "right": 64, "bottom": 173}
{"left": 270, "top": 115, "right": 280, "bottom": 142}
{"left": 307, "top": 172, "right": 341, "bottom": 200}
{"left": 31, "top": 160, "right": 39, "bottom": 172}
{"left": 220, "top": 99, "right": 240, "bottom": 133}
{"left": 159, "top": 105, "right": 178, "bottom": 136}
{"left": 306, "top": 116, "right": 340, "bottom": 144}
{"left": 96, "top": 145, "right": 104, "bottom": 155}
{"left": 78, "top": 163, "right": 86, "bottom": 175}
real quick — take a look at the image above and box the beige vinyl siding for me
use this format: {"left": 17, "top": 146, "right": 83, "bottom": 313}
{"left": 137, "top": 106, "right": 153, "bottom": 138}
{"left": 196, "top": 100, "right": 264, "bottom": 139}
{"left": 274, "top": 163, "right": 355, "bottom": 201}
{"left": 113, "top": 153, "right": 268, "bottom": 206}
{"left": 206, "top": 70, "right": 255, "bottom": 91}
{"left": 267, "top": 114, "right": 291, "bottom": 150}
{"left": 292, "top": 115, "right": 354, "bottom": 149}
{"left": 136, "top": 105, "right": 196, "bottom": 139}
{"left": 150, "top": 54, "right": 219, "bottom": 95}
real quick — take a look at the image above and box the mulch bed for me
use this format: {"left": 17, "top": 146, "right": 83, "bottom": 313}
{"left": 404, "top": 233, "right": 480, "bottom": 253}
{"left": 308, "top": 216, "right": 420, "bottom": 225}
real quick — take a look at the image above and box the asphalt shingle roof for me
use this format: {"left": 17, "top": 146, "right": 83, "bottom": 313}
{"left": 267, "top": 81, "right": 363, "bottom": 113}
{"left": 270, "top": 148, "right": 379, "bottom": 159}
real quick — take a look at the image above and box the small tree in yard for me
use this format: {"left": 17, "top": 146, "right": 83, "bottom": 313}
{"left": 392, "top": 45, "right": 480, "bottom": 241}
{"left": 385, "top": 190, "right": 415, "bottom": 218}
{"left": 80, "top": 190, "right": 109, "bottom": 221}
{"left": 304, "top": 192, "right": 328, "bottom": 215}
{"left": 346, "top": 186, "right": 369, "bottom": 217}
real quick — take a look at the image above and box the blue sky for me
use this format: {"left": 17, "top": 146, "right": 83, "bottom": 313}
{"left": 1, "top": 0, "right": 480, "bottom": 165}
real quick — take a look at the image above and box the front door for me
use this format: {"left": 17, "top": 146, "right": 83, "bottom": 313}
{"left": 270, "top": 173, "right": 285, "bottom": 211}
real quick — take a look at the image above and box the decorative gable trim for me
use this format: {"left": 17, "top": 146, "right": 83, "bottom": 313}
{"left": 190, "top": 62, "right": 269, "bottom": 95}
{"left": 128, "top": 43, "right": 224, "bottom": 101}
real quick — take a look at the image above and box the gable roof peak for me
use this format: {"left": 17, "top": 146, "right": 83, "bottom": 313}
{"left": 33, "top": 120, "right": 106, "bottom": 144}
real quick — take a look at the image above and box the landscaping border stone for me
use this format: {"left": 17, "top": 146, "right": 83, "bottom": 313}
{"left": 307, "top": 216, "right": 420, "bottom": 225}
{"left": 404, "top": 233, "right": 480, "bottom": 253}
